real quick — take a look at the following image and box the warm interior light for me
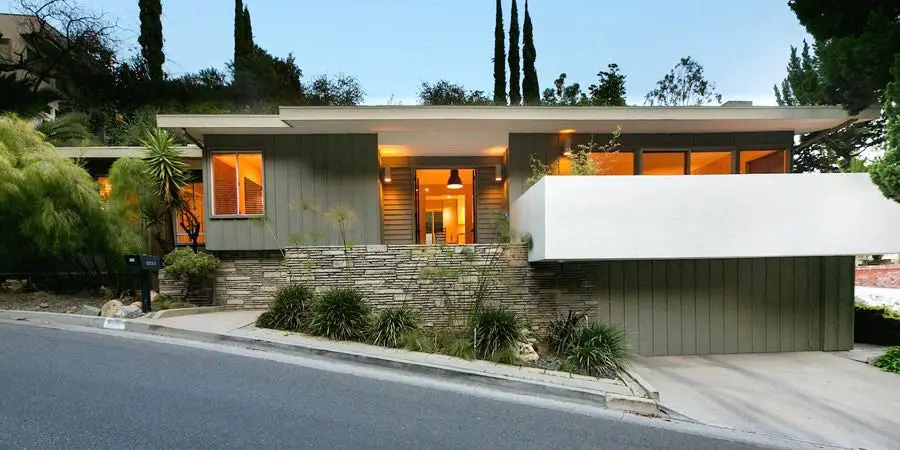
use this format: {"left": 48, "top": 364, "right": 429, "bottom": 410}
{"left": 383, "top": 166, "right": 391, "bottom": 183}
{"left": 559, "top": 129, "right": 576, "bottom": 134}
{"left": 447, "top": 169, "right": 463, "bottom": 189}
{"left": 563, "top": 136, "right": 573, "bottom": 156}
{"left": 494, "top": 165, "right": 503, "bottom": 181}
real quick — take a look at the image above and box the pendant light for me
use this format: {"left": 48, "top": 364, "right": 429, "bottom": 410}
{"left": 447, "top": 169, "right": 463, "bottom": 189}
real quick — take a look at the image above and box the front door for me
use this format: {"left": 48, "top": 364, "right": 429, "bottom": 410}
{"left": 414, "top": 169, "right": 475, "bottom": 244}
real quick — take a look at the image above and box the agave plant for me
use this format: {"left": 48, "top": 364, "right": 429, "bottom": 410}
{"left": 370, "top": 307, "right": 421, "bottom": 348}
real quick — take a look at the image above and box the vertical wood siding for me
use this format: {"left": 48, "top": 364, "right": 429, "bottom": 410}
{"left": 381, "top": 167, "right": 415, "bottom": 244}
{"left": 589, "top": 256, "right": 854, "bottom": 356}
{"left": 203, "top": 134, "right": 380, "bottom": 250}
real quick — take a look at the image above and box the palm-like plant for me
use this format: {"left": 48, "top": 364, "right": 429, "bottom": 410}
{"left": 35, "top": 113, "right": 95, "bottom": 146}
{"left": 141, "top": 128, "right": 198, "bottom": 251}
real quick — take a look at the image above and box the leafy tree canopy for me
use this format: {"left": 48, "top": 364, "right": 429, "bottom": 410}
{"left": 418, "top": 81, "right": 491, "bottom": 105}
{"left": 645, "top": 57, "right": 721, "bottom": 106}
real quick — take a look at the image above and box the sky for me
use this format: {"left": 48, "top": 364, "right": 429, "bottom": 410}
{"left": 5, "top": 0, "right": 813, "bottom": 105}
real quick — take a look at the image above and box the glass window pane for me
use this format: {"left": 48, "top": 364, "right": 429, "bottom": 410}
{"left": 594, "top": 152, "right": 634, "bottom": 175}
{"left": 212, "top": 154, "right": 238, "bottom": 215}
{"left": 642, "top": 152, "right": 685, "bottom": 175}
{"left": 237, "top": 153, "right": 264, "bottom": 214}
{"left": 740, "top": 150, "right": 788, "bottom": 174}
{"left": 690, "top": 151, "right": 732, "bottom": 175}
{"left": 177, "top": 182, "right": 205, "bottom": 244}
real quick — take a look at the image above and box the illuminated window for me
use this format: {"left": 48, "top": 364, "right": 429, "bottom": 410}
{"left": 211, "top": 153, "right": 264, "bottom": 216}
{"left": 176, "top": 182, "right": 206, "bottom": 245}
{"left": 740, "top": 150, "right": 788, "bottom": 174}
{"left": 690, "top": 151, "right": 732, "bottom": 175}
{"left": 558, "top": 151, "right": 634, "bottom": 175}
{"left": 98, "top": 176, "right": 112, "bottom": 198}
{"left": 642, "top": 152, "right": 686, "bottom": 175}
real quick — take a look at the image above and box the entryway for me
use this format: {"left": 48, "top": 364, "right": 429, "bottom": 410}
{"left": 414, "top": 169, "right": 475, "bottom": 244}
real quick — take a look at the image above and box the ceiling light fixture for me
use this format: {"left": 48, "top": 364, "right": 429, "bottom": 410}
{"left": 447, "top": 169, "right": 463, "bottom": 190}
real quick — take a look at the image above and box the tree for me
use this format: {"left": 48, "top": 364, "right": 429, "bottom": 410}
{"left": 35, "top": 112, "right": 95, "bottom": 146}
{"left": 774, "top": 41, "right": 885, "bottom": 172}
{"left": 493, "top": 0, "right": 506, "bottom": 105}
{"left": 588, "top": 63, "right": 627, "bottom": 106}
{"left": 644, "top": 57, "right": 722, "bottom": 106}
{"left": 141, "top": 128, "right": 201, "bottom": 252}
{"left": 521, "top": 0, "right": 540, "bottom": 105}
{"left": 507, "top": 0, "right": 521, "bottom": 105}
{"left": 0, "top": 74, "right": 60, "bottom": 117}
{"left": 789, "top": 0, "right": 899, "bottom": 114}
{"left": 230, "top": 46, "right": 305, "bottom": 110}
{"left": 234, "top": 0, "right": 251, "bottom": 63}
{"left": 542, "top": 73, "right": 587, "bottom": 106}
{"left": 418, "top": 80, "right": 490, "bottom": 105}
{"left": 305, "top": 74, "right": 365, "bottom": 106}
{"left": 869, "top": 57, "right": 900, "bottom": 203}
{"left": 138, "top": 0, "right": 164, "bottom": 83}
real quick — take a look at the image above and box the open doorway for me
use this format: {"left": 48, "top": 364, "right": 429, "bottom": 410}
{"left": 415, "top": 169, "right": 475, "bottom": 244}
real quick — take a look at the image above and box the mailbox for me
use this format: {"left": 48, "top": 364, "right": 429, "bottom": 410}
{"left": 124, "top": 254, "right": 162, "bottom": 313}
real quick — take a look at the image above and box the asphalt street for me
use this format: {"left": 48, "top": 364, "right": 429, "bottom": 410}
{"left": 0, "top": 322, "right": 767, "bottom": 449}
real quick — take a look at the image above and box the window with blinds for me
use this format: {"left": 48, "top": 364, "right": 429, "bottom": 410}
{"left": 211, "top": 153, "right": 264, "bottom": 216}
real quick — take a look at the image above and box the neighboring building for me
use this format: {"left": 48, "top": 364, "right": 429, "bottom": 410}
{"left": 0, "top": 13, "right": 61, "bottom": 119}
{"left": 147, "top": 105, "right": 899, "bottom": 356}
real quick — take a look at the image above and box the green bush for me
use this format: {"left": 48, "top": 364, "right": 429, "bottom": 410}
{"left": 306, "top": 287, "right": 371, "bottom": 341}
{"left": 256, "top": 282, "right": 314, "bottom": 332}
{"left": 470, "top": 306, "right": 525, "bottom": 359}
{"left": 545, "top": 310, "right": 586, "bottom": 356}
{"left": 371, "top": 307, "right": 421, "bottom": 348}
{"left": 163, "top": 249, "right": 220, "bottom": 288}
{"left": 398, "top": 330, "right": 438, "bottom": 353}
{"left": 487, "top": 347, "right": 519, "bottom": 365}
{"left": 435, "top": 329, "right": 475, "bottom": 360}
{"left": 874, "top": 347, "right": 900, "bottom": 374}
{"left": 566, "top": 322, "right": 630, "bottom": 377}
{"left": 855, "top": 303, "right": 900, "bottom": 346}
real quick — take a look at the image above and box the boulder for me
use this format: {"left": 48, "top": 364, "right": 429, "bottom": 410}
{"left": 516, "top": 342, "right": 540, "bottom": 363}
{"left": 78, "top": 305, "right": 101, "bottom": 316}
{"left": 2, "top": 279, "right": 26, "bottom": 293}
{"left": 39, "top": 302, "right": 49, "bottom": 309}
{"left": 130, "top": 301, "right": 143, "bottom": 309}
{"left": 150, "top": 290, "right": 159, "bottom": 301}
{"left": 117, "top": 304, "right": 144, "bottom": 319}
{"left": 100, "top": 300, "right": 123, "bottom": 317}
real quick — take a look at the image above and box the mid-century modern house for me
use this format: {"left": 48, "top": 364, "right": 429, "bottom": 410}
{"left": 81, "top": 104, "right": 900, "bottom": 356}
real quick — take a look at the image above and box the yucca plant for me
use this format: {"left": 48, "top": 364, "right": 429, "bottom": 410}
{"left": 306, "top": 287, "right": 371, "bottom": 341}
{"left": 566, "top": 322, "right": 630, "bottom": 377}
{"left": 256, "top": 282, "right": 314, "bottom": 332}
{"left": 470, "top": 305, "right": 524, "bottom": 359}
{"left": 545, "top": 310, "right": 587, "bottom": 356}
{"left": 371, "top": 307, "right": 421, "bottom": 348}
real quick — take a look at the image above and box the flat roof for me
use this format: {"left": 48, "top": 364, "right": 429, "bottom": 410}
{"left": 158, "top": 105, "right": 877, "bottom": 157}
{"left": 55, "top": 146, "right": 202, "bottom": 159}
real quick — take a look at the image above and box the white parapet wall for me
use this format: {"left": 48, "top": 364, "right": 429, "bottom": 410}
{"left": 510, "top": 174, "right": 900, "bottom": 262}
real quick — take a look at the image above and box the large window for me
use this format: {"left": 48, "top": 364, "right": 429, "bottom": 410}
{"left": 211, "top": 153, "right": 264, "bottom": 216}
{"left": 558, "top": 151, "right": 634, "bottom": 175}
{"left": 690, "top": 151, "right": 732, "bottom": 175}
{"left": 740, "top": 149, "right": 788, "bottom": 174}
{"left": 642, "top": 151, "right": 686, "bottom": 175}
{"left": 177, "top": 181, "right": 206, "bottom": 244}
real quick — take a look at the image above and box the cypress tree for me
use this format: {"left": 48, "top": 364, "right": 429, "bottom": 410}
{"left": 234, "top": 0, "right": 245, "bottom": 62}
{"left": 138, "top": 0, "right": 164, "bottom": 82}
{"left": 493, "top": 0, "right": 506, "bottom": 105}
{"left": 522, "top": 0, "right": 540, "bottom": 105}
{"left": 242, "top": 6, "right": 254, "bottom": 51}
{"left": 507, "top": 0, "right": 521, "bottom": 105}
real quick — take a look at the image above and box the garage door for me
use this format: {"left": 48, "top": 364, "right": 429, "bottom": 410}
{"left": 593, "top": 256, "right": 855, "bottom": 356}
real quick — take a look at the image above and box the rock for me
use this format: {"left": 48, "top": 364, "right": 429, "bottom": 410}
{"left": 116, "top": 304, "right": 143, "bottom": 319}
{"left": 130, "top": 301, "right": 143, "bottom": 309}
{"left": 516, "top": 342, "right": 540, "bottom": 363}
{"left": 150, "top": 290, "right": 159, "bottom": 301}
{"left": 98, "top": 285, "right": 114, "bottom": 299}
{"left": 66, "top": 305, "right": 78, "bottom": 313}
{"left": 100, "top": 300, "right": 123, "bottom": 317}
{"left": 39, "top": 302, "right": 49, "bottom": 309}
{"left": 78, "top": 305, "right": 101, "bottom": 316}
{"left": 2, "top": 279, "right": 27, "bottom": 292}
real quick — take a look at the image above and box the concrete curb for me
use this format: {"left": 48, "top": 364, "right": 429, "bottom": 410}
{"left": 0, "top": 309, "right": 658, "bottom": 416}
{"left": 147, "top": 306, "right": 225, "bottom": 319}
{"left": 619, "top": 367, "right": 659, "bottom": 400}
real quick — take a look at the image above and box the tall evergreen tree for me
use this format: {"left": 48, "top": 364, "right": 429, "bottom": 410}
{"left": 234, "top": 0, "right": 246, "bottom": 62}
{"left": 521, "top": 0, "right": 539, "bottom": 105}
{"left": 242, "top": 6, "right": 253, "bottom": 50}
{"left": 138, "top": 0, "right": 164, "bottom": 83}
{"left": 493, "top": 0, "right": 506, "bottom": 105}
{"left": 507, "top": 0, "right": 521, "bottom": 105}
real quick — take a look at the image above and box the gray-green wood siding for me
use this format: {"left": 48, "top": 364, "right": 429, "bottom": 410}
{"left": 381, "top": 167, "right": 414, "bottom": 244}
{"left": 202, "top": 134, "right": 380, "bottom": 250}
{"left": 507, "top": 132, "right": 795, "bottom": 203}
{"left": 476, "top": 167, "right": 507, "bottom": 243}
{"left": 590, "top": 256, "right": 854, "bottom": 356}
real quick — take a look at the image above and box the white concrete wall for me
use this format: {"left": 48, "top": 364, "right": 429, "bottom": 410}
{"left": 510, "top": 174, "right": 900, "bottom": 261}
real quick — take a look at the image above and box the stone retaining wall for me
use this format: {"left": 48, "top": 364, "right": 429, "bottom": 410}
{"left": 159, "top": 245, "right": 607, "bottom": 329}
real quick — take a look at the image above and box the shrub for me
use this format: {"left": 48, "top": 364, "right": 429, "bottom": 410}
{"left": 487, "top": 347, "right": 519, "bottom": 365}
{"left": 566, "top": 322, "right": 630, "bottom": 377}
{"left": 163, "top": 249, "right": 220, "bottom": 297}
{"left": 256, "top": 282, "right": 314, "bottom": 332}
{"left": 307, "top": 287, "right": 371, "bottom": 341}
{"left": 875, "top": 347, "right": 900, "bottom": 374}
{"left": 470, "top": 306, "right": 525, "bottom": 359}
{"left": 398, "top": 330, "right": 438, "bottom": 353}
{"left": 545, "top": 310, "right": 587, "bottom": 356}
{"left": 371, "top": 307, "right": 421, "bottom": 348}
{"left": 435, "top": 329, "right": 475, "bottom": 360}
{"left": 855, "top": 303, "right": 900, "bottom": 346}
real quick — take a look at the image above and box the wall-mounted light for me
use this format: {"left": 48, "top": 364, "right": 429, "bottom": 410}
{"left": 494, "top": 164, "right": 503, "bottom": 181}
{"left": 563, "top": 136, "right": 573, "bottom": 156}
{"left": 382, "top": 166, "right": 392, "bottom": 183}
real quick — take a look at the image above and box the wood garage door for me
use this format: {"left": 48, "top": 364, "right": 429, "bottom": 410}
{"left": 594, "top": 257, "right": 855, "bottom": 356}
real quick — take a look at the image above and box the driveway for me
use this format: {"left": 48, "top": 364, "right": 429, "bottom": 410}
{"left": 632, "top": 351, "right": 900, "bottom": 449}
